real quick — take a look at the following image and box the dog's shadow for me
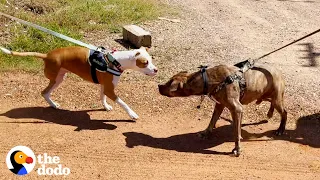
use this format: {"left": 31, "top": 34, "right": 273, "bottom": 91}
{"left": 123, "top": 114, "right": 320, "bottom": 155}
{"left": 123, "top": 124, "right": 248, "bottom": 155}
{"left": 246, "top": 113, "right": 320, "bottom": 148}
{"left": 0, "top": 107, "right": 134, "bottom": 131}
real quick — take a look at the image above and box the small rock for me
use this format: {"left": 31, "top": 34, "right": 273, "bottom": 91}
{"left": 4, "top": 94, "right": 13, "bottom": 98}
{"left": 158, "top": 17, "right": 181, "bottom": 23}
{"left": 88, "top": 20, "right": 96, "bottom": 25}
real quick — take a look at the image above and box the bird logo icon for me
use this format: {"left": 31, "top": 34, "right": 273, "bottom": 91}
{"left": 6, "top": 146, "right": 36, "bottom": 176}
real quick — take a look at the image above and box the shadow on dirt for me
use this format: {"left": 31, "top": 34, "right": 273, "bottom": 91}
{"left": 114, "top": 39, "right": 136, "bottom": 49}
{"left": 0, "top": 107, "right": 134, "bottom": 131}
{"left": 123, "top": 120, "right": 269, "bottom": 155}
{"left": 298, "top": 43, "right": 320, "bottom": 67}
{"left": 245, "top": 113, "right": 320, "bottom": 148}
{"left": 123, "top": 126, "right": 235, "bottom": 155}
{"left": 123, "top": 113, "right": 320, "bottom": 155}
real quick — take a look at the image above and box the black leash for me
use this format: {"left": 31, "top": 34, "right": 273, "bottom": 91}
{"left": 195, "top": 28, "right": 320, "bottom": 110}
{"left": 255, "top": 28, "right": 320, "bottom": 62}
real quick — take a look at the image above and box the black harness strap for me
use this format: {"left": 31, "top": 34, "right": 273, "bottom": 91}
{"left": 199, "top": 65, "right": 209, "bottom": 95}
{"left": 89, "top": 50, "right": 101, "bottom": 84}
{"left": 196, "top": 65, "right": 209, "bottom": 109}
{"left": 91, "top": 67, "right": 100, "bottom": 84}
{"left": 212, "top": 73, "right": 246, "bottom": 99}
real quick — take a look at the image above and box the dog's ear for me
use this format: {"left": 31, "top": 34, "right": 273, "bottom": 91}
{"left": 170, "top": 80, "right": 184, "bottom": 92}
{"left": 135, "top": 52, "right": 141, "bottom": 57}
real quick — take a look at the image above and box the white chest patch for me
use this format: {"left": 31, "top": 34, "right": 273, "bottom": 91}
{"left": 112, "top": 75, "right": 120, "bottom": 87}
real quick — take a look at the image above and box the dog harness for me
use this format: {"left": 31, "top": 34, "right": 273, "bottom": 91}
{"left": 88, "top": 48, "right": 122, "bottom": 84}
{"left": 211, "top": 72, "right": 246, "bottom": 99}
{"left": 197, "top": 64, "right": 247, "bottom": 108}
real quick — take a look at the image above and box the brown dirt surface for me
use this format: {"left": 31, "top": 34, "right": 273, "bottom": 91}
{"left": 1, "top": 0, "right": 320, "bottom": 179}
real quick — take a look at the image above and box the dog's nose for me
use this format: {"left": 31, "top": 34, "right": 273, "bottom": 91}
{"left": 154, "top": 68, "right": 158, "bottom": 73}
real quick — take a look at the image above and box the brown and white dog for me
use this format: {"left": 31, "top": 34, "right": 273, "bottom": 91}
{"left": 158, "top": 64, "right": 287, "bottom": 156}
{"left": 0, "top": 46, "right": 158, "bottom": 120}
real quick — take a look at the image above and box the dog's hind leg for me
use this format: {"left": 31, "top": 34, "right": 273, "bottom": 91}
{"left": 100, "top": 85, "right": 113, "bottom": 111}
{"left": 42, "top": 68, "right": 67, "bottom": 109}
{"left": 267, "top": 103, "right": 275, "bottom": 118}
{"left": 273, "top": 93, "right": 287, "bottom": 136}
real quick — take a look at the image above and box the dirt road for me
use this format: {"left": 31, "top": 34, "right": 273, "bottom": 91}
{"left": 0, "top": 0, "right": 320, "bottom": 179}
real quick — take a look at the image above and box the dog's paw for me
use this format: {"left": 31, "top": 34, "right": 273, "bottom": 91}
{"left": 103, "top": 104, "right": 113, "bottom": 111}
{"left": 50, "top": 102, "right": 60, "bottom": 109}
{"left": 128, "top": 111, "right": 139, "bottom": 120}
{"left": 232, "top": 147, "right": 241, "bottom": 157}
{"left": 197, "top": 130, "right": 211, "bottom": 139}
{"left": 267, "top": 111, "right": 274, "bottom": 118}
{"left": 274, "top": 128, "right": 285, "bottom": 136}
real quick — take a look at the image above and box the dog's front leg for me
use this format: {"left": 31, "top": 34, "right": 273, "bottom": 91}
{"left": 103, "top": 88, "right": 139, "bottom": 120}
{"left": 230, "top": 100, "right": 243, "bottom": 157}
{"left": 199, "top": 104, "right": 225, "bottom": 138}
{"left": 115, "top": 97, "right": 139, "bottom": 120}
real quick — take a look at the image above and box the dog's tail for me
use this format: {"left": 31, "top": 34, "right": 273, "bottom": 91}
{"left": 0, "top": 46, "right": 47, "bottom": 59}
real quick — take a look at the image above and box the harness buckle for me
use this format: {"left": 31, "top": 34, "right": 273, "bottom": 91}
{"left": 198, "top": 65, "right": 208, "bottom": 70}
{"left": 225, "top": 75, "right": 235, "bottom": 84}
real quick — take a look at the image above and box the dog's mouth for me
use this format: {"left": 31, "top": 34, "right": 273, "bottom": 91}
{"left": 158, "top": 84, "right": 172, "bottom": 97}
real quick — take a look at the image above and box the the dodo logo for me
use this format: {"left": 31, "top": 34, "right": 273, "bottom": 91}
{"left": 6, "top": 146, "right": 36, "bottom": 176}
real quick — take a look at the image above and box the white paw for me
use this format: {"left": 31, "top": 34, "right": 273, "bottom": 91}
{"left": 128, "top": 111, "right": 139, "bottom": 120}
{"left": 42, "top": 94, "right": 60, "bottom": 109}
{"left": 50, "top": 102, "right": 60, "bottom": 109}
{"left": 103, "top": 104, "right": 113, "bottom": 111}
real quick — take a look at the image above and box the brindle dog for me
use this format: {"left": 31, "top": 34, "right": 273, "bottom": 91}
{"left": 158, "top": 64, "right": 287, "bottom": 156}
